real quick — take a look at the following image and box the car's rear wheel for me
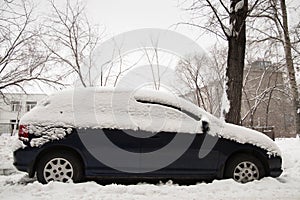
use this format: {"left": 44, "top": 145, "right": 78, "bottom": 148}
{"left": 36, "top": 151, "right": 83, "bottom": 184}
{"left": 225, "top": 154, "right": 265, "bottom": 183}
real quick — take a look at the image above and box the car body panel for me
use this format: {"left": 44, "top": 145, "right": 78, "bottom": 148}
{"left": 13, "top": 128, "right": 282, "bottom": 180}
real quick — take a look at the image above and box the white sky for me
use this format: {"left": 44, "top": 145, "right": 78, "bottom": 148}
{"left": 85, "top": 0, "right": 202, "bottom": 42}
{"left": 84, "top": 0, "right": 300, "bottom": 47}
{"left": 34, "top": 0, "right": 300, "bottom": 51}
{"left": 34, "top": 0, "right": 218, "bottom": 50}
{"left": 85, "top": 0, "right": 183, "bottom": 32}
{"left": 31, "top": 0, "right": 300, "bottom": 46}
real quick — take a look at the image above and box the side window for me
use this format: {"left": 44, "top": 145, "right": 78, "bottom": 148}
{"left": 136, "top": 99, "right": 201, "bottom": 121}
{"left": 134, "top": 99, "right": 203, "bottom": 133}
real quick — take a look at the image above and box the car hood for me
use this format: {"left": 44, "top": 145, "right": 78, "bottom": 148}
{"left": 215, "top": 122, "right": 281, "bottom": 156}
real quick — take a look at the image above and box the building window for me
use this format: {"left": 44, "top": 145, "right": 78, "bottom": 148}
{"left": 252, "top": 61, "right": 272, "bottom": 69}
{"left": 11, "top": 101, "right": 21, "bottom": 112}
{"left": 10, "top": 119, "right": 19, "bottom": 132}
{"left": 26, "top": 101, "right": 37, "bottom": 112}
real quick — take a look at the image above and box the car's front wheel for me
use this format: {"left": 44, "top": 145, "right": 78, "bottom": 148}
{"left": 36, "top": 151, "right": 83, "bottom": 184}
{"left": 225, "top": 154, "right": 265, "bottom": 183}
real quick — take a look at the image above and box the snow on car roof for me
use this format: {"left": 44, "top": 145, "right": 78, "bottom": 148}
{"left": 21, "top": 87, "right": 203, "bottom": 133}
{"left": 20, "top": 87, "right": 281, "bottom": 155}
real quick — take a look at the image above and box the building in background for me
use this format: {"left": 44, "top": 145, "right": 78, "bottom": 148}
{"left": 241, "top": 60, "right": 296, "bottom": 138}
{"left": 0, "top": 93, "right": 47, "bottom": 134}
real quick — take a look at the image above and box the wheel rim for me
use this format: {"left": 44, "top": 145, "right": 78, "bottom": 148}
{"left": 233, "top": 161, "right": 259, "bottom": 183}
{"left": 43, "top": 158, "right": 74, "bottom": 183}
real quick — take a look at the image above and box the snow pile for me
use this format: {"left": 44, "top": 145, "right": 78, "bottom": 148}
{"left": 20, "top": 87, "right": 280, "bottom": 155}
{"left": 0, "top": 134, "right": 23, "bottom": 170}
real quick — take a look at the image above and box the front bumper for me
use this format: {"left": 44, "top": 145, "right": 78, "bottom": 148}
{"left": 268, "top": 156, "right": 283, "bottom": 178}
{"left": 269, "top": 168, "right": 283, "bottom": 177}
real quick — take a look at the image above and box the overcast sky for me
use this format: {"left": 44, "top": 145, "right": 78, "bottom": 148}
{"left": 85, "top": 0, "right": 183, "bottom": 32}
{"left": 33, "top": 0, "right": 300, "bottom": 50}
{"left": 33, "top": 0, "right": 218, "bottom": 50}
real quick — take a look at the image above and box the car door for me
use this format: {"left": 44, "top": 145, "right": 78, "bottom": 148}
{"left": 138, "top": 102, "right": 220, "bottom": 177}
{"left": 139, "top": 130, "right": 198, "bottom": 175}
{"left": 77, "top": 128, "right": 141, "bottom": 175}
{"left": 135, "top": 101, "right": 201, "bottom": 174}
{"left": 139, "top": 131, "right": 220, "bottom": 177}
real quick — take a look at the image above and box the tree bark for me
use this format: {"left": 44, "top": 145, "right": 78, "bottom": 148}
{"left": 280, "top": 0, "right": 300, "bottom": 134}
{"left": 225, "top": 0, "right": 248, "bottom": 124}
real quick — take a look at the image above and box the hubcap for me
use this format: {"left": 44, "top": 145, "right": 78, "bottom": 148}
{"left": 43, "top": 158, "right": 73, "bottom": 183}
{"left": 233, "top": 161, "right": 259, "bottom": 183}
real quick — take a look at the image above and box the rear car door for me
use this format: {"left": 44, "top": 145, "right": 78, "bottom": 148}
{"left": 77, "top": 128, "right": 141, "bottom": 175}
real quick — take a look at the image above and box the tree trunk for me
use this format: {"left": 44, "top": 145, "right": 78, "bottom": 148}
{"left": 280, "top": 0, "right": 300, "bottom": 135}
{"left": 225, "top": 0, "right": 248, "bottom": 124}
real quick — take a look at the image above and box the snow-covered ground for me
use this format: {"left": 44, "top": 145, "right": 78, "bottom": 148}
{"left": 0, "top": 134, "right": 299, "bottom": 200}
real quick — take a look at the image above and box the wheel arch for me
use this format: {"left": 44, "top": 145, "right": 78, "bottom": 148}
{"left": 32, "top": 145, "right": 85, "bottom": 177}
{"left": 222, "top": 149, "right": 270, "bottom": 178}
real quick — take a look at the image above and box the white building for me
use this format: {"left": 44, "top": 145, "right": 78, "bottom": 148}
{"left": 0, "top": 93, "right": 47, "bottom": 134}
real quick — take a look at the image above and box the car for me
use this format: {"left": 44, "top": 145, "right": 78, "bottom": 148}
{"left": 13, "top": 88, "right": 282, "bottom": 184}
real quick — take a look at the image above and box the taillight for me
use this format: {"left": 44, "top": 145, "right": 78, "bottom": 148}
{"left": 18, "top": 125, "right": 29, "bottom": 141}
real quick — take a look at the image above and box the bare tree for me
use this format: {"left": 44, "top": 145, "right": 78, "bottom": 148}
{"left": 291, "top": 23, "right": 300, "bottom": 74}
{"left": 292, "top": 22, "right": 300, "bottom": 61}
{"left": 102, "top": 45, "right": 140, "bottom": 87}
{"left": 0, "top": 0, "right": 64, "bottom": 97}
{"left": 176, "top": 46, "right": 226, "bottom": 116}
{"left": 279, "top": 0, "right": 300, "bottom": 134}
{"left": 142, "top": 42, "right": 166, "bottom": 91}
{"left": 180, "top": 0, "right": 265, "bottom": 124}
{"left": 41, "top": 0, "right": 104, "bottom": 87}
{"left": 177, "top": 55, "right": 211, "bottom": 110}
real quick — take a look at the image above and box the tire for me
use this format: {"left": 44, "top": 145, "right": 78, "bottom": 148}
{"left": 225, "top": 154, "right": 265, "bottom": 183}
{"left": 36, "top": 151, "right": 83, "bottom": 184}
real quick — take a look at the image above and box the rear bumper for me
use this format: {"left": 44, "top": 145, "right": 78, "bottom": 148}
{"left": 13, "top": 147, "right": 39, "bottom": 177}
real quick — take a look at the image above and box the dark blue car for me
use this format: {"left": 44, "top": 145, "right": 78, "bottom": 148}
{"left": 13, "top": 88, "right": 282, "bottom": 184}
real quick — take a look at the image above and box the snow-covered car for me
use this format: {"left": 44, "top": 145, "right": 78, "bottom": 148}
{"left": 13, "top": 88, "right": 282, "bottom": 184}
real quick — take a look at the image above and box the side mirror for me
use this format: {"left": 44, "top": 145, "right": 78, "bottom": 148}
{"left": 202, "top": 120, "right": 210, "bottom": 133}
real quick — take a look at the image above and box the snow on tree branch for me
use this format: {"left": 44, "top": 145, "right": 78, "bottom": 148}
{"left": 235, "top": 0, "right": 245, "bottom": 13}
